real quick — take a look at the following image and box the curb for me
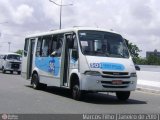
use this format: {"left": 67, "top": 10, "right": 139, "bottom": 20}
{"left": 136, "top": 86, "right": 160, "bottom": 94}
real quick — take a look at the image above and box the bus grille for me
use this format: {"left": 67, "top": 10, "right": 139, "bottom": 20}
{"left": 102, "top": 85, "right": 128, "bottom": 88}
{"left": 102, "top": 71, "right": 128, "bottom": 75}
{"left": 11, "top": 63, "right": 20, "bottom": 69}
{"left": 102, "top": 71, "right": 130, "bottom": 78}
{"left": 101, "top": 81, "right": 130, "bottom": 88}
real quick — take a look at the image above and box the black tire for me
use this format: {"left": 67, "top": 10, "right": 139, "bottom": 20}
{"left": 10, "top": 71, "right": 13, "bottom": 74}
{"left": 72, "top": 84, "right": 83, "bottom": 101}
{"left": 116, "top": 91, "right": 130, "bottom": 101}
{"left": 31, "top": 73, "right": 41, "bottom": 90}
{"left": 18, "top": 71, "right": 21, "bottom": 75}
{"left": 31, "top": 73, "right": 47, "bottom": 90}
{"left": 2, "top": 67, "right": 6, "bottom": 74}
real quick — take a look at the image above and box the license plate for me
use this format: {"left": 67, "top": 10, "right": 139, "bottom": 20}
{"left": 112, "top": 80, "right": 122, "bottom": 85}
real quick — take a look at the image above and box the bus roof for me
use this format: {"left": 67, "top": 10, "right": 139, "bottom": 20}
{"left": 0, "top": 52, "right": 21, "bottom": 56}
{"left": 26, "top": 27, "right": 119, "bottom": 38}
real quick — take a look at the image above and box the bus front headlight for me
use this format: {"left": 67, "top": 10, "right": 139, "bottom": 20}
{"left": 84, "top": 71, "right": 101, "bottom": 76}
{"left": 130, "top": 73, "right": 137, "bottom": 77}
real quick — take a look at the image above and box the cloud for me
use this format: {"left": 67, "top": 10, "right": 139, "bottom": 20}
{"left": 0, "top": 0, "right": 160, "bottom": 57}
{"left": 12, "top": 4, "right": 34, "bottom": 24}
{"left": 0, "top": 1, "right": 34, "bottom": 25}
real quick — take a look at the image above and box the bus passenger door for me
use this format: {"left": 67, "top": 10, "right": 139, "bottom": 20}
{"left": 21, "top": 39, "right": 29, "bottom": 79}
{"left": 0, "top": 55, "right": 3, "bottom": 69}
{"left": 22, "top": 38, "right": 35, "bottom": 79}
{"left": 28, "top": 39, "right": 36, "bottom": 78}
{"left": 60, "top": 33, "right": 74, "bottom": 87}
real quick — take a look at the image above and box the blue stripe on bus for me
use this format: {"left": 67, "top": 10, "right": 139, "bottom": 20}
{"left": 90, "top": 62, "right": 125, "bottom": 71}
{"left": 35, "top": 57, "right": 60, "bottom": 76}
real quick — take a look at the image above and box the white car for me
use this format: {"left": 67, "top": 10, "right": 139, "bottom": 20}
{"left": 0, "top": 53, "right": 21, "bottom": 74}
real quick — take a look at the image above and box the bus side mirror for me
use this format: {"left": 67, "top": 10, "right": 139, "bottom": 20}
{"left": 66, "top": 34, "right": 74, "bottom": 49}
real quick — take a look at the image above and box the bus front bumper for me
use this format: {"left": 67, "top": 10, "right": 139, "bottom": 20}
{"left": 80, "top": 74, "right": 137, "bottom": 92}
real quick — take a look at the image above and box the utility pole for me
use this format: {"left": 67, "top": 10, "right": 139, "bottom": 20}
{"left": 49, "top": 0, "right": 73, "bottom": 29}
{"left": 0, "top": 21, "right": 8, "bottom": 51}
{"left": 8, "top": 42, "right": 11, "bottom": 52}
{"left": 0, "top": 22, "right": 8, "bottom": 38}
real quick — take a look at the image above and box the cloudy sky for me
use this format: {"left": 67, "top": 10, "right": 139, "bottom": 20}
{"left": 0, "top": 0, "right": 160, "bottom": 57}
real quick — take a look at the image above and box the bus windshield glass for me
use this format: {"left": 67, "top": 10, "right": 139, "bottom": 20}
{"left": 78, "top": 30, "right": 129, "bottom": 58}
{"left": 7, "top": 55, "right": 21, "bottom": 60}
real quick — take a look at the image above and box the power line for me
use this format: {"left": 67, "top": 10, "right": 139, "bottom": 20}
{"left": 0, "top": 22, "right": 8, "bottom": 25}
{"left": 49, "top": 0, "right": 73, "bottom": 6}
{"left": 3, "top": 33, "right": 24, "bottom": 37}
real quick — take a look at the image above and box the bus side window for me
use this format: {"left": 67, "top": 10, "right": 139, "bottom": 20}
{"left": 51, "top": 34, "right": 63, "bottom": 57}
{"left": 24, "top": 38, "right": 29, "bottom": 57}
{"left": 56, "top": 34, "right": 63, "bottom": 57}
{"left": 36, "top": 38, "right": 42, "bottom": 57}
{"left": 3, "top": 55, "right": 6, "bottom": 60}
{"left": 72, "top": 34, "right": 79, "bottom": 60}
{"left": 48, "top": 36, "right": 53, "bottom": 55}
{"left": 52, "top": 35, "right": 58, "bottom": 55}
{"left": 41, "top": 36, "right": 52, "bottom": 57}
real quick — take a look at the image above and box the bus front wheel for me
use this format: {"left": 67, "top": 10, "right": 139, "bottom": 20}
{"left": 116, "top": 91, "right": 130, "bottom": 101}
{"left": 72, "top": 84, "right": 82, "bottom": 101}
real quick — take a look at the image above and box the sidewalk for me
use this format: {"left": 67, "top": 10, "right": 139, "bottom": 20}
{"left": 136, "top": 71, "right": 160, "bottom": 93}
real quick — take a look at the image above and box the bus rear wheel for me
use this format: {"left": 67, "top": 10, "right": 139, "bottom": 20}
{"left": 31, "top": 73, "right": 47, "bottom": 90}
{"left": 116, "top": 91, "right": 130, "bottom": 101}
{"left": 31, "top": 73, "right": 41, "bottom": 90}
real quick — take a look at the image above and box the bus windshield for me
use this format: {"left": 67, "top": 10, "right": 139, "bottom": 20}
{"left": 7, "top": 55, "right": 21, "bottom": 61}
{"left": 78, "top": 30, "right": 129, "bottom": 58}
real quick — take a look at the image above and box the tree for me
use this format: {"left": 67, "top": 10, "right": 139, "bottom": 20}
{"left": 134, "top": 57, "right": 147, "bottom": 65}
{"left": 124, "top": 39, "right": 160, "bottom": 65}
{"left": 146, "top": 55, "right": 160, "bottom": 65}
{"left": 125, "top": 39, "right": 141, "bottom": 63}
{"left": 15, "top": 50, "right": 23, "bottom": 55}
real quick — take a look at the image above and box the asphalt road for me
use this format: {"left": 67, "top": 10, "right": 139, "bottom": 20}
{"left": 0, "top": 71, "right": 160, "bottom": 114}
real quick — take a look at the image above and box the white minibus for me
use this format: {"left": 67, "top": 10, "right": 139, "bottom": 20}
{"left": 0, "top": 53, "right": 21, "bottom": 74}
{"left": 21, "top": 27, "right": 137, "bottom": 101}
